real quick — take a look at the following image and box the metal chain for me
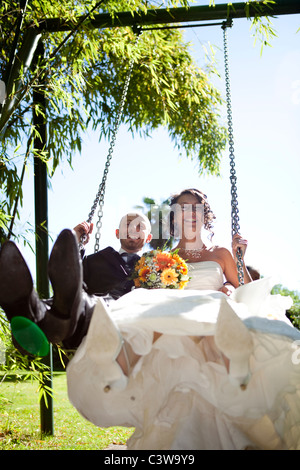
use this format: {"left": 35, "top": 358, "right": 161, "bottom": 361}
{"left": 222, "top": 21, "right": 244, "bottom": 285}
{"left": 79, "top": 28, "right": 142, "bottom": 253}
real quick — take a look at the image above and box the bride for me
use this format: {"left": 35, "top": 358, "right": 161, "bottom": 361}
{"left": 66, "top": 188, "right": 300, "bottom": 450}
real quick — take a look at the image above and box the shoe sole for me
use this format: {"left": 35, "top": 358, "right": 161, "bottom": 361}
{"left": 0, "top": 242, "right": 33, "bottom": 319}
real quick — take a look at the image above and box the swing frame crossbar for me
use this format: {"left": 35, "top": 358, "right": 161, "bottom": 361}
{"left": 37, "top": 0, "right": 300, "bottom": 32}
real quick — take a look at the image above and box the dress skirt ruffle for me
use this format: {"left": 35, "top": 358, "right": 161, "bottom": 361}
{"left": 67, "top": 277, "right": 300, "bottom": 450}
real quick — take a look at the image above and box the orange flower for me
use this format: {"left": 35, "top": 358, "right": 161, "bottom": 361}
{"left": 156, "top": 252, "right": 175, "bottom": 270}
{"left": 139, "top": 266, "right": 151, "bottom": 282}
{"left": 132, "top": 250, "right": 190, "bottom": 290}
{"left": 179, "top": 280, "right": 189, "bottom": 289}
{"left": 178, "top": 263, "right": 188, "bottom": 275}
{"left": 160, "top": 268, "right": 179, "bottom": 286}
{"left": 171, "top": 253, "right": 182, "bottom": 264}
{"left": 135, "top": 257, "right": 145, "bottom": 271}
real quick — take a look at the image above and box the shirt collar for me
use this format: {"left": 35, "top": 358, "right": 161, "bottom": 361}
{"left": 119, "top": 248, "right": 143, "bottom": 257}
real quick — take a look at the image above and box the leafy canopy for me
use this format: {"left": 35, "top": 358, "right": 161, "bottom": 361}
{"left": 0, "top": 1, "right": 277, "bottom": 242}
{"left": 0, "top": 0, "right": 229, "bottom": 241}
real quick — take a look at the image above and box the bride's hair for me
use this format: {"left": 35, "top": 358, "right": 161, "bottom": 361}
{"left": 168, "top": 188, "right": 216, "bottom": 239}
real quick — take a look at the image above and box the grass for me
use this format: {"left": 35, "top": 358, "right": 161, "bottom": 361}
{"left": 0, "top": 371, "right": 134, "bottom": 450}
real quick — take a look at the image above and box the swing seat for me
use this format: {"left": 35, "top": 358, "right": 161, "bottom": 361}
{"left": 11, "top": 316, "right": 50, "bottom": 357}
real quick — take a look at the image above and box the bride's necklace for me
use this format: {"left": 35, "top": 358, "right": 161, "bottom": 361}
{"left": 179, "top": 244, "right": 207, "bottom": 261}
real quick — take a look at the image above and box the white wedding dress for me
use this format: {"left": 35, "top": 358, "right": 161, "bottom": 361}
{"left": 66, "top": 261, "right": 300, "bottom": 450}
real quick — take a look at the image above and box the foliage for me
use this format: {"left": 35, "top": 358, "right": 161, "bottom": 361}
{"left": 0, "top": 372, "right": 133, "bottom": 448}
{"left": 271, "top": 284, "right": 300, "bottom": 330}
{"left": 211, "top": 0, "right": 278, "bottom": 54}
{"left": 0, "top": 1, "right": 281, "bottom": 244}
{"left": 247, "top": 1, "right": 278, "bottom": 54}
{"left": 0, "top": 312, "right": 53, "bottom": 411}
{"left": 0, "top": 0, "right": 229, "bottom": 244}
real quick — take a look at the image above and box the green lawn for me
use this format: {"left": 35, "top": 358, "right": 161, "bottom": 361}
{"left": 0, "top": 372, "right": 134, "bottom": 450}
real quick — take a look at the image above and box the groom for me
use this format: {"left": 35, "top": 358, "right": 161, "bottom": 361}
{"left": 0, "top": 212, "right": 152, "bottom": 353}
{"left": 77, "top": 212, "right": 152, "bottom": 298}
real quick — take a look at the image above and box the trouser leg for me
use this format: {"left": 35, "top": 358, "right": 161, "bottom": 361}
{"left": 0, "top": 230, "right": 97, "bottom": 354}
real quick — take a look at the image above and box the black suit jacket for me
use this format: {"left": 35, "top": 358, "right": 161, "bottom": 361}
{"left": 82, "top": 246, "right": 134, "bottom": 298}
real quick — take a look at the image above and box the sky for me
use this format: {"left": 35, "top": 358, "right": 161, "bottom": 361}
{"left": 18, "top": 4, "right": 300, "bottom": 292}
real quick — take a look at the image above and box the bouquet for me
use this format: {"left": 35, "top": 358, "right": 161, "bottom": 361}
{"left": 132, "top": 250, "right": 190, "bottom": 290}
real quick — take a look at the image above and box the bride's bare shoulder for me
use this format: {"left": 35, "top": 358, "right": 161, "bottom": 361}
{"left": 208, "top": 245, "right": 230, "bottom": 256}
{"left": 206, "top": 245, "right": 233, "bottom": 269}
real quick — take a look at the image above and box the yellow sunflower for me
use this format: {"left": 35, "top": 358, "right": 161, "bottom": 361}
{"left": 160, "top": 268, "right": 179, "bottom": 286}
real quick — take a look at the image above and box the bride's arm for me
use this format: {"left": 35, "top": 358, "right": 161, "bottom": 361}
{"left": 217, "top": 244, "right": 252, "bottom": 291}
{"left": 231, "top": 234, "right": 252, "bottom": 284}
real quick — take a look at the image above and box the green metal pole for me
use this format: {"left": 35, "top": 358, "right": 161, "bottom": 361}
{"left": 32, "top": 41, "right": 54, "bottom": 437}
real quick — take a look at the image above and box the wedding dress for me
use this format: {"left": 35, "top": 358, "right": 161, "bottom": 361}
{"left": 66, "top": 261, "right": 300, "bottom": 450}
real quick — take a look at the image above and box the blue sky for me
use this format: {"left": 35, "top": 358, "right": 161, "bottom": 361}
{"left": 19, "top": 6, "right": 300, "bottom": 291}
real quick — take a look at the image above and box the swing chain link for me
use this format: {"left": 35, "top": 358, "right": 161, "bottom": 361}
{"left": 79, "top": 27, "right": 143, "bottom": 253}
{"left": 222, "top": 21, "right": 244, "bottom": 285}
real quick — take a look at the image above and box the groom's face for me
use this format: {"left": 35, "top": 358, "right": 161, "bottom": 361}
{"left": 116, "top": 214, "right": 152, "bottom": 253}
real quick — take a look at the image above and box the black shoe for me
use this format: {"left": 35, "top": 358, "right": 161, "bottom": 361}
{"left": 0, "top": 241, "right": 36, "bottom": 322}
{"left": 42, "top": 229, "right": 84, "bottom": 344}
{"left": 0, "top": 241, "right": 49, "bottom": 356}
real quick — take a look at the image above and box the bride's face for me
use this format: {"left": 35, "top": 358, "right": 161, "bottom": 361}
{"left": 173, "top": 193, "right": 204, "bottom": 243}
